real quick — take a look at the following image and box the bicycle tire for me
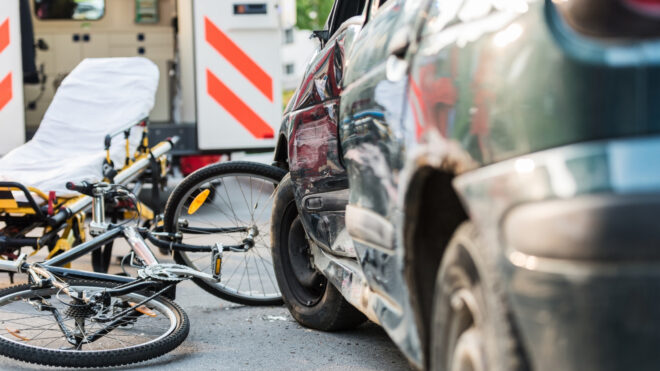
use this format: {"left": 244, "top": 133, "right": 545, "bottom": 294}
{"left": 164, "top": 161, "right": 286, "bottom": 306}
{"left": 0, "top": 280, "right": 189, "bottom": 368}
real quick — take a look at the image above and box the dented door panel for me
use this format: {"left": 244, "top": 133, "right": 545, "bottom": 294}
{"left": 338, "top": 0, "right": 428, "bottom": 364}
{"left": 279, "top": 22, "right": 362, "bottom": 251}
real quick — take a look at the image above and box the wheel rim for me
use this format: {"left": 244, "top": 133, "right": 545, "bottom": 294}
{"left": 443, "top": 250, "right": 486, "bottom": 371}
{"left": 281, "top": 213, "right": 326, "bottom": 307}
{"left": 0, "top": 285, "right": 177, "bottom": 352}
{"left": 451, "top": 327, "right": 485, "bottom": 371}
{"left": 173, "top": 172, "right": 281, "bottom": 302}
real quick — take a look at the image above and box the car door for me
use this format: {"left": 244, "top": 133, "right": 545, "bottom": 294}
{"left": 338, "top": 0, "right": 428, "bottom": 356}
{"left": 284, "top": 0, "right": 365, "bottom": 255}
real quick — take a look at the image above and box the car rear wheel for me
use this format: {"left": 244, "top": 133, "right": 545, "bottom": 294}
{"left": 271, "top": 174, "right": 366, "bottom": 331}
{"left": 430, "top": 222, "right": 528, "bottom": 371}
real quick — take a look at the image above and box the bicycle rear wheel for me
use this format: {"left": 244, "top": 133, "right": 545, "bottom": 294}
{"left": 0, "top": 280, "right": 189, "bottom": 368}
{"left": 164, "top": 161, "right": 285, "bottom": 306}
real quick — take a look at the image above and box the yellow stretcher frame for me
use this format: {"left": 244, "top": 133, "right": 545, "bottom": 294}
{"left": 0, "top": 118, "right": 170, "bottom": 264}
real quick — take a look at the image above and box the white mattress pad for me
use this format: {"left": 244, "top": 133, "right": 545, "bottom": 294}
{"left": 0, "top": 57, "right": 159, "bottom": 199}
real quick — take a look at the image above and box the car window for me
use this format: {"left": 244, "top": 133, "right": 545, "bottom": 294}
{"left": 328, "top": 0, "right": 367, "bottom": 36}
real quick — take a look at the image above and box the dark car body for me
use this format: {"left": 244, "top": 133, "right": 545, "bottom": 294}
{"left": 275, "top": 0, "right": 660, "bottom": 369}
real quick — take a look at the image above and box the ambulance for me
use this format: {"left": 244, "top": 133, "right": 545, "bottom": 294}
{"left": 0, "top": 0, "right": 295, "bottom": 165}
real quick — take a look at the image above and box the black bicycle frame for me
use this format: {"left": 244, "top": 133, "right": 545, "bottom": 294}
{"left": 14, "top": 225, "right": 149, "bottom": 286}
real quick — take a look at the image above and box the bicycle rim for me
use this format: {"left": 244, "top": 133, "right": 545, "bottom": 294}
{"left": 172, "top": 170, "right": 282, "bottom": 304}
{"left": 0, "top": 282, "right": 184, "bottom": 367}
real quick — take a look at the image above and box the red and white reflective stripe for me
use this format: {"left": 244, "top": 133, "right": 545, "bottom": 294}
{"left": 0, "top": 18, "right": 9, "bottom": 54}
{"left": 0, "top": 73, "right": 11, "bottom": 111}
{"left": 204, "top": 17, "right": 274, "bottom": 139}
{"left": 207, "top": 69, "right": 274, "bottom": 139}
{"left": 205, "top": 17, "right": 273, "bottom": 102}
{"left": 0, "top": 17, "right": 11, "bottom": 112}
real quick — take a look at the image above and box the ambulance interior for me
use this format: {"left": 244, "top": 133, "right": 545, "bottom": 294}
{"left": 24, "top": 0, "right": 178, "bottom": 135}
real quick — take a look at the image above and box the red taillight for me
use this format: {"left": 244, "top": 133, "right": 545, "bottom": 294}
{"left": 623, "top": 0, "right": 660, "bottom": 17}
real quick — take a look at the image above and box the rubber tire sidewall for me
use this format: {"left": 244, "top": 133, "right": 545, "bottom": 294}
{"left": 164, "top": 161, "right": 286, "bottom": 306}
{"left": 0, "top": 280, "right": 189, "bottom": 368}
{"left": 430, "top": 222, "right": 528, "bottom": 371}
{"left": 271, "top": 174, "right": 366, "bottom": 331}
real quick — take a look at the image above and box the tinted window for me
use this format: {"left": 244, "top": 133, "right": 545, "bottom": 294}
{"left": 34, "top": 0, "right": 105, "bottom": 21}
{"left": 328, "top": 0, "right": 367, "bottom": 36}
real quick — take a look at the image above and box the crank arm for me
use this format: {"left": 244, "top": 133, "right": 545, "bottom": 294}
{"left": 162, "top": 267, "right": 220, "bottom": 282}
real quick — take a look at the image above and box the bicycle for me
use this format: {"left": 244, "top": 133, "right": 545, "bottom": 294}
{"left": 0, "top": 168, "right": 282, "bottom": 367}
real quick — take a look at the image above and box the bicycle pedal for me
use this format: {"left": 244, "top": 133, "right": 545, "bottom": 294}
{"left": 212, "top": 243, "right": 223, "bottom": 281}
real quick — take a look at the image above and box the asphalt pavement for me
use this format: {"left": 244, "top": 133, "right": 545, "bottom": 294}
{"left": 0, "top": 248, "right": 411, "bottom": 370}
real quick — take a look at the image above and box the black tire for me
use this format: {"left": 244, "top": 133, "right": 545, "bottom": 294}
{"left": 164, "top": 161, "right": 286, "bottom": 306}
{"left": 0, "top": 280, "right": 189, "bottom": 368}
{"left": 430, "top": 222, "right": 528, "bottom": 371}
{"left": 271, "top": 174, "right": 366, "bottom": 331}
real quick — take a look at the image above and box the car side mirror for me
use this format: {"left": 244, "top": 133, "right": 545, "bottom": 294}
{"left": 310, "top": 30, "right": 330, "bottom": 45}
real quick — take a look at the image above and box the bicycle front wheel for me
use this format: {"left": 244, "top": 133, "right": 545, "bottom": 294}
{"left": 0, "top": 280, "right": 189, "bottom": 368}
{"left": 164, "top": 161, "right": 286, "bottom": 306}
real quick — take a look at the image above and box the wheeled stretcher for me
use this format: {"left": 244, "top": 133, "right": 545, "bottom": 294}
{"left": 0, "top": 57, "right": 175, "bottom": 271}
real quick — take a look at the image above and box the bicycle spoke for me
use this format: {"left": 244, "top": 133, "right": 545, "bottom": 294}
{"left": 235, "top": 176, "right": 253, "bottom": 222}
{"left": 251, "top": 251, "right": 267, "bottom": 297}
{"left": 171, "top": 167, "right": 283, "bottom": 302}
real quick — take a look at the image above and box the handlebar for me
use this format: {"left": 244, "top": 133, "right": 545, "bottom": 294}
{"left": 65, "top": 181, "right": 94, "bottom": 196}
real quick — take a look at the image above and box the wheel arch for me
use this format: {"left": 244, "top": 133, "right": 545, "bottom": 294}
{"left": 403, "top": 164, "right": 469, "bottom": 367}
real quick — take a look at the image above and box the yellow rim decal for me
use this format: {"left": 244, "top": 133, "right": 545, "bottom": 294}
{"left": 215, "top": 258, "right": 222, "bottom": 275}
{"left": 188, "top": 189, "right": 210, "bottom": 215}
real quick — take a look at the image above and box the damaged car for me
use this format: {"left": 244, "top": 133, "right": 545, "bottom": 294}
{"left": 271, "top": 0, "right": 660, "bottom": 370}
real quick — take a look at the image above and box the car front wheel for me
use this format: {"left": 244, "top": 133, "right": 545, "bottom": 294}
{"left": 271, "top": 174, "right": 366, "bottom": 331}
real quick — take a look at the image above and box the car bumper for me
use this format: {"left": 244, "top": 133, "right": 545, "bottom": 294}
{"left": 507, "top": 254, "right": 660, "bottom": 371}
{"left": 454, "top": 135, "right": 660, "bottom": 371}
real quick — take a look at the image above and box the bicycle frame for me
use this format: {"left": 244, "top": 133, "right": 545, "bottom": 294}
{"left": 0, "top": 224, "right": 253, "bottom": 290}
{"left": 0, "top": 223, "right": 192, "bottom": 349}
{"left": 0, "top": 226, "right": 155, "bottom": 287}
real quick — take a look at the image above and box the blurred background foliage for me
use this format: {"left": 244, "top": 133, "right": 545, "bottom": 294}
{"left": 296, "top": 0, "right": 333, "bottom": 30}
